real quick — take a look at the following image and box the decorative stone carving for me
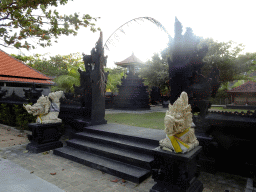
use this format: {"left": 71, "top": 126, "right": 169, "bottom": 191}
{"left": 168, "top": 17, "right": 220, "bottom": 118}
{"left": 159, "top": 91, "right": 199, "bottom": 153}
{"left": 24, "top": 91, "right": 64, "bottom": 124}
{"left": 60, "top": 32, "right": 108, "bottom": 131}
{"left": 0, "top": 86, "right": 7, "bottom": 99}
{"left": 23, "top": 84, "right": 43, "bottom": 103}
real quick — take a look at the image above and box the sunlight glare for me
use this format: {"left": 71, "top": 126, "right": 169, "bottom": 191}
{"left": 104, "top": 21, "right": 170, "bottom": 69}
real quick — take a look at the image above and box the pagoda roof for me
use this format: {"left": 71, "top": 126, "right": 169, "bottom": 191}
{"left": 227, "top": 81, "right": 256, "bottom": 93}
{"left": 0, "top": 50, "right": 54, "bottom": 85}
{"left": 115, "top": 53, "right": 144, "bottom": 67}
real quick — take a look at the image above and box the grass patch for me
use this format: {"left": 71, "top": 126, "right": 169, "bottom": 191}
{"left": 105, "top": 112, "right": 166, "bottom": 130}
{"left": 105, "top": 107, "right": 255, "bottom": 129}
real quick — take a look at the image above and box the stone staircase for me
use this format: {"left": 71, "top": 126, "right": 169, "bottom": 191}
{"left": 53, "top": 124, "right": 165, "bottom": 183}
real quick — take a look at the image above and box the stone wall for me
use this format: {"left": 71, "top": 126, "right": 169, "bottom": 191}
{"left": 234, "top": 94, "right": 256, "bottom": 105}
{"left": 0, "top": 86, "right": 51, "bottom": 98}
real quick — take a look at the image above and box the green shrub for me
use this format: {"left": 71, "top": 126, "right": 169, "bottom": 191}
{"left": 0, "top": 103, "right": 36, "bottom": 130}
{"left": 0, "top": 104, "right": 14, "bottom": 126}
{"left": 13, "top": 104, "right": 36, "bottom": 130}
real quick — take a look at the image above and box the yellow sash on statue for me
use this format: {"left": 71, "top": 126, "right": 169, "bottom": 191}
{"left": 36, "top": 114, "right": 43, "bottom": 124}
{"left": 168, "top": 128, "right": 190, "bottom": 153}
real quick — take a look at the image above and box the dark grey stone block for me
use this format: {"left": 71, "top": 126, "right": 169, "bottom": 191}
{"left": 26, "top": 123, "right": 63, "bottom": 153}
{"left": 150, "top": 179, "right": 203, "bottom": 192}
{"left": 150, "top": 146, "right": 203, "bottom": 192}
{"left": 26, "top": 141, "right": 63, "bottom": 154}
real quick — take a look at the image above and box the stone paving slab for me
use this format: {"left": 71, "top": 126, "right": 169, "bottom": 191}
{"left": 0, "top": 158, "right": 64, "bottom": 192}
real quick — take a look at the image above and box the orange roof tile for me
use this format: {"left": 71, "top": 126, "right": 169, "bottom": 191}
{"left": 0, "top": 49, "right": 54, "bottom": 85}
{"left": 227, "top": 81, "right": 256, "bottom": 93}
{"left": 0, "top": 76, "right": 54, "bottom": 85}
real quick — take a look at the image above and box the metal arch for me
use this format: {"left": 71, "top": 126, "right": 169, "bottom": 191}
{"left": 104, "top": 17, "right": 172, "bottom": 51}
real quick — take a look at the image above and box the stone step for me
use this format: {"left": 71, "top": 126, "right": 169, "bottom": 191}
{"left": 80, "top": 124, "right": 161, "bottom": 146}
{"left": 66, "top": 138, "right": 154, "bottom": 170}
{"left": 73, "top": 131, "right": 158, "bottom": 155}
{"left": 53, "top": 146, "right": 151, "bottom": 184}
{"left": 54, "top": 124, "right": 163, "bottom": 183}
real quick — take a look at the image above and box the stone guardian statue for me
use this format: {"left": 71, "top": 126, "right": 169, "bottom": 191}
{"left": 159, "top": 91, "right": 199, "bottom": 153}
{"left": 24, "top": 91, "right": 64, "bottom": 124}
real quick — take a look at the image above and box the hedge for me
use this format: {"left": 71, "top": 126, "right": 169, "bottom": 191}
{"left": 0, "top": 103, "right": 36, "bottom": 131}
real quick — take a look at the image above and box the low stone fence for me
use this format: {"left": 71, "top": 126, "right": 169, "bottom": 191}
{"left": 226, "top": 104, "right": 256, "bottom": 110}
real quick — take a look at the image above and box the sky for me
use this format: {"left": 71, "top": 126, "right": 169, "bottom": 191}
{"left": 2, "top": 0, "right": 256, "bottom": 69}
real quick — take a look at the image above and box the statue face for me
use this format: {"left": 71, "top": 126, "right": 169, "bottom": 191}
{"left": 164, "top": 92, "right": 193, "bottom": 135}
{"left": 174, "top": 113, "right": 182, "bottom": 119}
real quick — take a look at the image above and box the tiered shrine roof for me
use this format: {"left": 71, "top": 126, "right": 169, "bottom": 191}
{"left": 115, "top": 53, "right": 144, "bottom": 67}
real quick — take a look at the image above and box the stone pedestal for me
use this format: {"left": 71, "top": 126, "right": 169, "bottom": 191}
{"left": 26, "top": 123, "right": 63, "bottom": 153}
{"left": 150, "top": 146, "right": 203, "bottom": 192}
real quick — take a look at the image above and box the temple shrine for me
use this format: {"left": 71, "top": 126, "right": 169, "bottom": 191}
{"left": 114, "top": 53, "right": 150, "bottom": 110}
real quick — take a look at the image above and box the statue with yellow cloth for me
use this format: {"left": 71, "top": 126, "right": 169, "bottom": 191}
{"left": 159, "top": 91, "right": 199, "bottom": 153}
{"left": 24, "top": 91, "right": 64, "bottom": 124}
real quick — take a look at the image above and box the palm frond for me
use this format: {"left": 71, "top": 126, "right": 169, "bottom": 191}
{"left": 104, "top": 17, "right": 172, "bottom": 51}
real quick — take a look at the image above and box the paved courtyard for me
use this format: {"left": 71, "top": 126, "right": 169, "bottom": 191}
{"left": 0, "top": 106, "right": 248, "bottom": 192}
{"left": 0, "top": 143, "right": 247, "bottom": 192}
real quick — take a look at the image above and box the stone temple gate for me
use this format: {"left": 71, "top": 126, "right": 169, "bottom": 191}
{"left": 59, "top": 32, "right": 108, "bottom": 133}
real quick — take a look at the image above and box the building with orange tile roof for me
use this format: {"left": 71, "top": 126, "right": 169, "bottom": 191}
{"left": 227, "top": 81, "right": 256, "bottom": 105}
{"left": 0, "top": 49, "right": 54, "bottom": 99}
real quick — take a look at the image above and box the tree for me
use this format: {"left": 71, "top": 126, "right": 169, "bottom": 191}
{"left": 139, "top": 37, "right": 247, "bottom": 98}
{"left": 0, "top": 0, "right": 100, "bottom": 50}
{"left": 11, "top": 52, "right": 85, "bottom": 92}
{"left": 51, "top": 74, "right": 80, "bottom": 92}
{"left": 105, "top": 67, "right": 125, "bottom": 93}
{"left": 138, "top": 53, "right": 169, "bottom": 94}
{"left": 9, "top": 54, "right": 34, "bottom": 64}
{"left": 11, "top": 52, "right": 84, "bottom": 77}
{"left": 198, "top": 38, "right": 245, "bottom": 83}
{"left": 50, "top": 53, "right": 84, "bottom": 92}
{"left": 236, "top": 52, "right": 256, "bottom": 79}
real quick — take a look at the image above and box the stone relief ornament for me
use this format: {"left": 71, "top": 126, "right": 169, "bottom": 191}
{"left": 159, "top": 91, "right": 199, "bottom": 153}
{"left": 24, "top": 91, "right": 64, "bottom": 124}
